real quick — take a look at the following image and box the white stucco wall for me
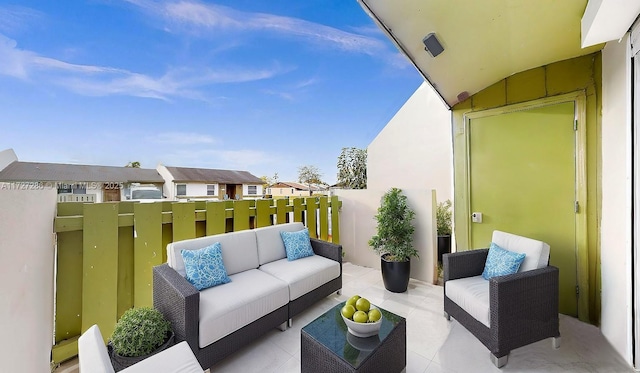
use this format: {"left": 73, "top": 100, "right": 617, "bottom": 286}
{"left": 0, "top": 148, "right": 18, "bottom": 170}
{"left": 156, "top": 165, "right": 175, "bottom": 200}
{"left": 367, "top": 82, "right": 453, "bottom": 203}
{"left": 185, "top": 183, "right": 209, "bottom": 197}
{"left": 334, "top": 188, "right": 438, "bottom": 284}
{"left": 600, "top": 34, "right": 632, "bottom": 364}
{"left": 0, "top": 185, "right": 57, "bottom": 372}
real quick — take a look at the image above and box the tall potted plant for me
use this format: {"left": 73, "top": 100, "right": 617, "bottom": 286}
{"left": 436, "top": 200, "right": 452, "bottom": 263}
{"left": 369, "top": 188, "right": 418, "bottom": 293}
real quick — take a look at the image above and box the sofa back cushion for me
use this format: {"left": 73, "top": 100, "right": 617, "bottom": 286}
{"left": 491, "top": 230, "right": 550, "bottom": 272}
{"left": 167, "top": 230, "right": 259, "bottom": 277}
{"left": 255, "top": 222, "right": 305, "bottom": 265}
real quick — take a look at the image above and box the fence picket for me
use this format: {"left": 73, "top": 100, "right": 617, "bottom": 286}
{"left": 81, "top": 203, "right": 119, "bottom": 343}
{"left": 133, "top": 203, "right": 163, "bottom": 308}
{"left": 172, "top": 202, "right": 196, "bottom": 241}
{"left": 319, "top": 196, "right": 328, "bottom": 241}
{"left": 233, "top": 200, "right": 251, "bottom": 231}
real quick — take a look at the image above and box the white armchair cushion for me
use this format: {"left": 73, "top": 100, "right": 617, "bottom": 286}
{"left": 445, "top": 276, "right": 490, "bottom": 327}
{"left": 78, "top": 325, "right": 115, "bottom": 373}
{"left": 79, "top": 325, "right": 202, "bottom": 373}
{"left": 120, "top": 342, "right": 202, "bottom": 373}
{"left": 491, "top": 231, "right": 550, "bottom": 272}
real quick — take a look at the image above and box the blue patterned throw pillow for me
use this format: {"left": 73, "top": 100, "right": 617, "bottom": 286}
{"left": 482, "top": 242, "right": 526, "bottom": 280}
{"left": 181, "top": 242, "right": 231, "bottom": 291}
{"left": 280, "top": 229, "right": 315, "bottom": 261}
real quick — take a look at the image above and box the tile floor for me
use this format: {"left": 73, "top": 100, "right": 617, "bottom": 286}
{"left": 56, "top": 262, "right": 634, "bottom": 373}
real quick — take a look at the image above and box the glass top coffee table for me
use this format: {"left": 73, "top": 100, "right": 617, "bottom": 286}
{"left": 301, "top": 302, "right": 406, "bottom": 373}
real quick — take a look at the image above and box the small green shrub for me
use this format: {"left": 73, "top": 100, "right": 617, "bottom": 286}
{"left": 110, "top": 307, "right": 171, "bottom": 357}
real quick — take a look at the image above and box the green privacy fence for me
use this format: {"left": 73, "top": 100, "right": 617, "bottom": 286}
{"left": 52, "top": 196, "right": 341, "bottom": 364}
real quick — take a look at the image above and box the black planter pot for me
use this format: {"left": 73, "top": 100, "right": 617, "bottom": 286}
{"left": 381, "top": 254, "right": 411, "bottom": 293}
{"left": 437, "top": 235, "right": 452, "bottom": 263}
{"left": 108, "top": 331, "right": 175, "bottom": 372}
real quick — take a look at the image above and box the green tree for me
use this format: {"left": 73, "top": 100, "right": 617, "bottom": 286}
{"left": 260, "top": 173, "right": 280, "bottom": 194}
{"left": 125, "top": 161, "right": 141, "bottom": 168}
{"left": 298, "top": 165, "right": 323, "bottom": 196}
{"left": 260, "top": 175, "right": 271, "bottom": 190}
{"left": 337, "top": 147, "right": 367, "bottom": 189}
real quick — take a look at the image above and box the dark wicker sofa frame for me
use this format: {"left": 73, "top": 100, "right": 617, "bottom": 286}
{"left": 153, "top": 237, "right": 342, "bottom": 370}
{"left": 443, "top": 249, "right": 560, "bottom": 368}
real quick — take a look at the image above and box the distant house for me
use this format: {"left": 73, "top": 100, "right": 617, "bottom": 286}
{"left": 157, "top": 165, "right": 264, "bottom": 201}
{"left": 0, "top": 149, "right": 164, "bottom": 202}
{"left": 267, "top": 181, "right": 328, "bottom": 197}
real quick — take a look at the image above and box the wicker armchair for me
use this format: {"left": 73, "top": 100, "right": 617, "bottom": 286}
{"left": 443, "top": 231, "right": 560, "bottom": 368}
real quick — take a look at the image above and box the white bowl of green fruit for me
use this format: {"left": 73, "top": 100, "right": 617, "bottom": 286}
{"left": 340, "top": 295, "right": 382, "bottom": 338}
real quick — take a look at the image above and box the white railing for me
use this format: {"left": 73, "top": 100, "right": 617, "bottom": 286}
{"left": 57, "top": 193, "right": 96, "bottom": 202}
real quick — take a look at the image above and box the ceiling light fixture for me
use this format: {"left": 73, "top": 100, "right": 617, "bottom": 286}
{"left": 422, "top": 33, "right": 444, "bottom": 57}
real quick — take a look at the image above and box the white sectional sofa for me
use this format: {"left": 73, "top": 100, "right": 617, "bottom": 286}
{"left": 153, "top": 222, "right": 342, "bottom": 370}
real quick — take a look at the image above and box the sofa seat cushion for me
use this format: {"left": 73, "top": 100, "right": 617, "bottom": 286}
{"left": 198, "top": 269, "right": 289, "bottom": 348}
{"left": 445, "top": 275, "right": 490, "bottom": 327}
{"left": 258, "top": 255, "right": 340, "bottom": 301}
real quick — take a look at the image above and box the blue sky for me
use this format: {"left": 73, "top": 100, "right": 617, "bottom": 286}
{"left": 0, "top": 0, "right": 421, "bottom": 184}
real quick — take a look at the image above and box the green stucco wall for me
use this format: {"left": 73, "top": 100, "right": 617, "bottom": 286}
{"left": 451, "top": 53, "right": 602, "bottom": 324}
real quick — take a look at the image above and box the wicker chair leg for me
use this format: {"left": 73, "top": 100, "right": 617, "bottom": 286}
{"left": 444, "top": 311, "right": 450, "bottom": 321}
{"left": 491, "top": 353, "right": 508, "bottom": 368}
{"left": 278, "top": 322, "right": 287, "bottom": 331}
{"left": 553, "top": 336, "right": 561, "bottom": 349}
{"left": 336, "top": 289, "right": 342, "bottom": 295}
{"left": 288, "top": 318, "right": 293, "bottom": 328}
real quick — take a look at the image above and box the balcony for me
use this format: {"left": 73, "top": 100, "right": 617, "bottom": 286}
{"left": 54, "top": 262, "right": 632, "bottom": 373}
{"left": 1, "top": 191, "right": 634, "bottom": 372}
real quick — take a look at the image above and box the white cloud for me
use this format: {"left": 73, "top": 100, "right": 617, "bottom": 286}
{"left": 0, "top": 6, "right": 43, "bottom": 34}
{"left": 261, "top": 77, "right": 318, "bottom": 101}
{"left": 294, "top": 77, "right": 319, "bottom": 89}
{"left": 262, "top": 89, "right": 294, "bottom": 101}
{"left": 164, "top": 148, "right": 280, "bottom": 170}
{"left": 148, "top": 132, "right": 218, "bottom": 145}
{"left": 0, "top": 33, "right": 290, "bottom": 100}
{"left": 0, "top": 35, "right": 32, "bottom": 78}
{"left": 126, "top": 0, "right": 390, "bottom": 57}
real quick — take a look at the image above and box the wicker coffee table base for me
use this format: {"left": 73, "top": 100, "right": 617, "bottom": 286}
{"left": 301, "top": 320, "right": 406, "bottom": 373}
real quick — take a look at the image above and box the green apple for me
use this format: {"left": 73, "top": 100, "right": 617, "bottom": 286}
{"left": 368, "top": 308, "right": 382, "bottom": 322}
{"left": 346, "top": 295, "right": 361, "bottom": 308}
{"left": 355, "top": 297, "right": 370, "bottom": 312}
{"left": 341, "top": 305, "right": 356, "bottom": 320}
{"left": 353, "top": 310, "right": 368, "bottom": 323}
